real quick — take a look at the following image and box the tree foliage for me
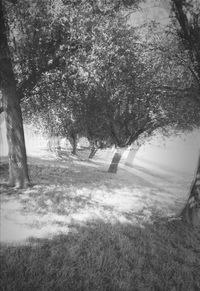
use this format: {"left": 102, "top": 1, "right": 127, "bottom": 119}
{"left": 170, "top": 0, "right": 200, "bottom": 103}
{"left": 20, "top": 9, "right": 174, "bottom": 148}
{"left": 4, "top": 0, "right": 199, "bottom": 152}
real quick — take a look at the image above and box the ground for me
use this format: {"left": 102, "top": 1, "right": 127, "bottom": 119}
{"left": 0, "top": 145, "right": 195, "bottom": 243}
{"left": 0, "top": 140, "right": 200, "bottom": 291}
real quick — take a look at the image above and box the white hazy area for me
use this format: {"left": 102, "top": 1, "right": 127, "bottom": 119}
{"left": 1, "top": 114, "right": 200, "bottom": 244}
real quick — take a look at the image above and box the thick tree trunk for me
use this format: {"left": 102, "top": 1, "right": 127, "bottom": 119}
{"left": 181, "top": 151, "right": 200, "bottom": 227}
{"left": 0, "top": 0, "right": 30, "bottom": 188}
{"left": 3, "top": 85, "right": 30, "bottom": 188}
{"left": 108, "top": 148, "right": 124, "bottom": 173}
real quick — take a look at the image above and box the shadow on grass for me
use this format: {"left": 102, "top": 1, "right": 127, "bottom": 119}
{"left": 1, "top": 156, "right": 167, "bottom": 191}
{"left": 0, "top": 155, "right": 189, "bottom": 243}
{"left": 0, "top": 163, "right": 176, "bottom": 218}
{"left": 0, "top": 219, "right": 200, "bottom": 291}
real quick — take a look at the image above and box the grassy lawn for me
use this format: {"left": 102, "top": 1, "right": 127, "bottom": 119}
{"left": 1, "top": 220, "right": 200, "bottom": 291}
{"left": 0, "top": 152, "right": 200, "bottom": 291}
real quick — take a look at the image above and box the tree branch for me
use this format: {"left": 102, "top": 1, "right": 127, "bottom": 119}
{"left": 124, "top": 127, "right": 144, "bottom": 146}
{"left": 172, "top": 53, "right": 200, "bottom": 85}
{"left": 155, "top": 85, "right": 200, "bottom": 104}
{"left": 17, "top": 56, "right": 62, "bottom": 100}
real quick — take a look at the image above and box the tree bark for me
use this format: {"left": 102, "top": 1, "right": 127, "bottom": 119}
{"left": 181, "top": 151, "right": 200, "bottom": 227}
{"left": 88, "top": 140, "right": 98, "bottom": 159}
{"left": 88, "top": 147, "right": 98, "bottom": 159}
{"left": 108, "top": 148, "right": 124, "bottom": 173}
{"left": 0, "top": 0, "right": 30, "bottom": 188}
{"left": 69, "top": 133, "right": 78, "bottom": 155}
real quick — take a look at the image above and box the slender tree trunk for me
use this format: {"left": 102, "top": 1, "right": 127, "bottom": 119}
{"left": 88, "top": 140, "right": 98, "bottom": 159}
{"left": 0, "top": 0, "right": 30, "bottom": 188}
{"left": 47, "top": 138, "right": 53, "bottom": 152}
{"left": 55, "top": 136, "right": 61, "bottom": 157}
{"left": 69, "top": 134, "right": 77, "bottom": 155}
{"left": 181, "top": 151, "right": 200, "bottom": 227}
{"left": 125, "top": 143, "right": 140, "bottom": 167}
{"left": 108, "top": 148, "right": 124, "bottom": 173}
{"left": 88, "top": 147, "right": 98, "bottom": 159}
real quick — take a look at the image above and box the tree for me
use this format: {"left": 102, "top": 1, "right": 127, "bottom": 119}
{"left": 0, "top": 0, "right": 141, "bottom": 111}
{"left": 96, "top": 21, "right": 177, "bottom": 173}
{"left": 10, "top": 0, "right": 141, "bottom": 152}
{"left": 1, "top": 0, "right": 146, "bottom": 187}
{"left": 181, "top": 151, "right": 200, "bottom": 227}
{"left": 7, "top": 0, "right": 71, "bottom": 102}
{"left": 23, "top": 7, "right": 197, "bottom": 173}
{"left": 171, "top": 0, "right": 200, "bottom": 97}
{"left": 169, "top": 0, "right": 200, "bottom": 226}
{"left": 75, "top": 16, "right": 170, "bottom": 170}
{"left": 0, "top": 0, "right": 30, "bottom": 188}
{"left": 20, "top": 10, "right": 142, "bottom": 160}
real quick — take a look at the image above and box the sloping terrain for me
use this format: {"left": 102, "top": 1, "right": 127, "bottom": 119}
{"left": 0, "top": 145, "right": 195, "bottom": 244}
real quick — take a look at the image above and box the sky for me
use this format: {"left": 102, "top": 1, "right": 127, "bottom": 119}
{"left": 129, "top": 0, "right": 171, "bottom": 26}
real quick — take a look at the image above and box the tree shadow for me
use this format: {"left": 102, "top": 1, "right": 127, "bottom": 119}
{"left": 0, "top": 156, "right": 190, "bottom": 245}
{"left": 0, "top": 218, "right": 200, "bottom": 291}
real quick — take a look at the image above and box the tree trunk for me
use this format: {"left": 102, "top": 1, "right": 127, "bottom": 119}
{"left": 55, "top": 136, "right": 61, "bottom": 157}
{"left": 88, "top": 140, "right": 98, "bottom": 159}
{"left": 0, "top": 0, "right": 30, "bottom": 188}
{"left": 69, "top": 134, "right": 77, "bottom": 155}
{"left": 47, "top": 138, "right": 53, "bottom": 152}
{"left": 108, "top": 148, "right": 124, "bottom": 173}
{"left": 125, "top": 144, "right": 140, "bottom": 167}
{"left": 89, "top": 147, "right": 98, "bottom": 159}
{"left": 181, "top": 151, "right": 200, "bottom": 227}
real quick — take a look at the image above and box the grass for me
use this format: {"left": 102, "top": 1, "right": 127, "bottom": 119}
{"left": 0, "top": 151, "right": 200, "bottom": 291}
{"left": 0, "top": 220, "right": 200, "bottom": 291}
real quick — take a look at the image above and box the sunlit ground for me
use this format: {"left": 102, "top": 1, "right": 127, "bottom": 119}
{"left": 0, "top": 129, "right": 199, "bottom": 244}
